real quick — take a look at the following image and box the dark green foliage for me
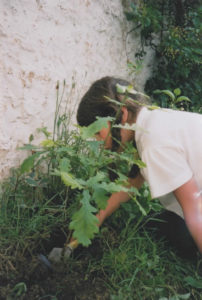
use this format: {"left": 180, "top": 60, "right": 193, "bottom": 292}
{"left": 125, "top": 0, "right": 202, "bottom": 111}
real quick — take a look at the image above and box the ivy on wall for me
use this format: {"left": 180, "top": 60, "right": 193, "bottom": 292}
{"left": 125, "top": 0, "right": 202, "bottom": 111}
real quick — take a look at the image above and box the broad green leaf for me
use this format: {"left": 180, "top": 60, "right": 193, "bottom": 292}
{"left": 154, "top": 89, "right": 175, "bottom": 101}
{"left": 87, "top": 140, "right": 103, "bottom": 154}
{"left": 184, "top": 276, "right": 202, "bottom": 289}
{"left": 175, "top": 96, "right": 191, "bottom": 103}
{"left": 20, "top": 153, "right": 41, "bottom": 174}
{"left": 174, "top": 88, "right": 181, "bottom": 96}
{"left": 117, "top": 153, "right": 136, "bottom": 166}
{"left": 128, "top": 186, "right": 139, "bottom": 196}
{"left": 61, "top": 171, "right": 84, "bottom": 190}
{"left": 116, "top": 84, "right": 150, "bottom": 104}
{"left": 80, "top": 117, "right": 114, "bottom": 139}
{"left": 70, "top": 190, "right": 99, "bottom": 246}
{"left": 162, "top": 90, "right": 175, "bottom": 101}
{"left": 25, "top": 177, "right": 38, "bottom": 187}
{"left": 153, "top": 89, "right": 161, "bottom": 94}
{"left": 59, "top": 158, "right": 70, "bottom": 172}
{"left": 100, "top": 182, "right": 128, "bottom": 193}
{"left": 93, "top": 188, "right": 109, "bottom": 210}
{"left": 86, "top": 172, "right": 106, "bottom": 187}
{"left": 114, "top": 171, "right": 128, "bottom": 182}
{"left": 40, "top": 139, "right": 55, "bottom": 148}
{"left": 116, "top": 83, "right": 127, "bottom": 94}
{"left": 56, "top": 147, "right": 75, "bottom": 155}
{"left": 116, "top": 83, "right": 140, "bottom": 96}
{"left": 159, "top": 90, "right": 175, "bottom": 101}
{"left": 115, "top": 151, "right": 146, "bottom": 169}
{"left": 134, "top": 159, "right": 146, "bottom": 168}
{"left": 126, "top": 85, "right": 136, "bottom": 94}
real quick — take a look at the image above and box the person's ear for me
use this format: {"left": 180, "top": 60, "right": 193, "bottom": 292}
{"left": 121, "top": 106, "right": 129, "bottom": 124}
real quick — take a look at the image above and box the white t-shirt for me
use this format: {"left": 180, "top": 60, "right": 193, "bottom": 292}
{"left": 135, "top": 107, "right": 202, "bottom": 218}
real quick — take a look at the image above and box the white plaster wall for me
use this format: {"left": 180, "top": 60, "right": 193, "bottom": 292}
{"left": 0, "top": 0, "right": 154, "bottom": 180}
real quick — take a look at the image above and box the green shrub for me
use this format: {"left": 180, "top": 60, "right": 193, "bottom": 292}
{"left": 125, "top": 0, "right": 202, "bottom": 111}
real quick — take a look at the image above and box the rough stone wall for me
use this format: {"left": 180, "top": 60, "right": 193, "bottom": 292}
{"left": 0, "top": 0, "right": 154, "bottom": 180}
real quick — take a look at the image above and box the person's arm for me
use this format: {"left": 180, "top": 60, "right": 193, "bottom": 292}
{"left": 174, "top": 177, "right": 202, "bottom": 253}
{"left": 96, "top": 173, "right": 145, "bottom": 226}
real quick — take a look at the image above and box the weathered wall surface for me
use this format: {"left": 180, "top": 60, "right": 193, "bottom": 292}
{"left": 0, "top": 0, "right": 154, "bottom": 180}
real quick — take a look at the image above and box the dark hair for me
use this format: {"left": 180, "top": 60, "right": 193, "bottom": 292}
{"left": 77, "top": 76, "right": 149, "bottom": 151}
{"left": 77, "top": 76, "right": 149, "bottom": 126}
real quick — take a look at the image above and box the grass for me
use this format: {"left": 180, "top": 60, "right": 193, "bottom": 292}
{"left": 99, "top": 223, "right": 202, "bottom": 299}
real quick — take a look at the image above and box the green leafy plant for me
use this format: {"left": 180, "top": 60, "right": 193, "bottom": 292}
{"left": 125, "top": 1, "right": 202, "bottom": 111}
{"left": 0, "top": 83, "right": 149, "bottom": 251}
{"left": 153, "top": 88, "right": 191, "bottom": 109}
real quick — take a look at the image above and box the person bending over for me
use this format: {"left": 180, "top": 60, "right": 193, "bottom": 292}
{"left": 76, "top": 76, "right": 202, "bottom": 258}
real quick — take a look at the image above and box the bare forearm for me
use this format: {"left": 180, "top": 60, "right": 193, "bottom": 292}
{"left": 184, "top": 213, "right": 202, "bottom": 253}
{"left": 192, "top": 226, "right": 202, "bottom": 253}
{"left": 174, "top": 179, "right": 202, "bottom": 254}
{"left": 96, "top": 191, "right": 130, "bottom": 226}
